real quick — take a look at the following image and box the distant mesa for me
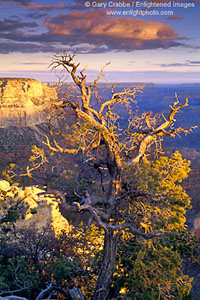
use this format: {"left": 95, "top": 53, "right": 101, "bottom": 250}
{"left": 0, "top": 78, "right": 57, "bottom": 127}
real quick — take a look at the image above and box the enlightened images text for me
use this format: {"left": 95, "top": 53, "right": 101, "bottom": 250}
{"left": 89, "top": 1, "right": 195, "bottom": 9}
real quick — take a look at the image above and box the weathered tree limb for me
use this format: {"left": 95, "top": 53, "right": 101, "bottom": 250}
{"left": 2, "top": 297, "right": 28, "bottom": 300}
{"left": 35, "top": 282, "right": 54, "bottom": 300}
{"left": 43, "top": 135, "right": 79, "bottom": 154}
{"left": 129, "top": 99, "right": 193, "bottom": 164}
{"left": 73, "top": 191, "right": 165, "bottom": 240}
{"left": 19, "top": 53, "right": 193, "bottom": 300}
{"left": 89, "top": 63, "right": 110, "bottom": 89}
{"left": 69, "top": 287, "right": 85, "bottom": 300}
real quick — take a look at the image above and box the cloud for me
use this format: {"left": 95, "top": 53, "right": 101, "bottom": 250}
{"left": 0, "top": 19, "right": 38, "bottom": 32}
{"left": 188, "top": 60, "right": 200, "bottom": 64}
{"left": 168, "top": 15, "right": 183, "bottom": 21}
{"left": 43, "top": 11, "right": 184, "bottom": 52}
{"left": 26, "top": 12, "right": 48, "bottom": 19}
{"left": 161, "top": 63, "right": 190, "bottom": 67}
{"left": 160, "top": 61, "right": 200, "bottom": 67}
{"left": 25, "top": 3, "right": 66, "bottom": 11}
{"left": 0, "top": 0, "right": 65, "bottom": 10}
{"left": 0, "top": 0, "right": 32, "bottom": 6}
{"left": 0, "top": 40, "right": 62, "bottom": 54}
{"left": 13, "top": 62, "right": 48, "bottom": 65}
{"left": 0, "top": 6, "right": 187, "bottom": 54}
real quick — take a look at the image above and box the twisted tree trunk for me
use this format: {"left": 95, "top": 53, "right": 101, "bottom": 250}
{"left": 94, "top": 229, "right": 118, "bottom": 300}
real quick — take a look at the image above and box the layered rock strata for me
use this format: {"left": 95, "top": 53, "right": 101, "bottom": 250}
{"left": 0, "top": 78, "right": 57, "bottom": 127}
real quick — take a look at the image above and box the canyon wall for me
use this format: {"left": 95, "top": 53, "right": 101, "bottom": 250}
{"left": 0, "top": 79, "right": 71, "bottom": 236}
{"left": 0, "top": 78, "right": 57, "bottom": 127}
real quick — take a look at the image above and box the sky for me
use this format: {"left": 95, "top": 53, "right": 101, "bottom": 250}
{"left": 0, "top": 0, "right": 200, "bottom": 83}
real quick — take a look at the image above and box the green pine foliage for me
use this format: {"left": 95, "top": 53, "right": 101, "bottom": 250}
{"left": 114, "top": 239, "right": 193, "bottom": 300}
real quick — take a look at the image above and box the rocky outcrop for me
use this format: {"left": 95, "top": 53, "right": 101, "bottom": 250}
{"left": 0, "top": 180, "right": 69, "bottom": 236}
{"left": 0, "top": 78, "right": 57, "bottom": 127}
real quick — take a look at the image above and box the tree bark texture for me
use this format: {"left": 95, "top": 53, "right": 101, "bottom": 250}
{"left": 94, "top": 229, "right": 118, "bottom": 300}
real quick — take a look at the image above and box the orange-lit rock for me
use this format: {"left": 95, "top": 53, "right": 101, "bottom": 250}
{"left": 0, "top": 78, "right": 57, "bottom": 127}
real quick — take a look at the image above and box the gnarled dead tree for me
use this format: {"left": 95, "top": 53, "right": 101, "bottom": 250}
{"left": 19, "top": 53, "right": 194, "bottom": 300}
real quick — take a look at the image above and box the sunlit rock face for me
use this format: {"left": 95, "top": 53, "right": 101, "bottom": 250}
{"left": 0, "top": 180, "right": 69, "bottom": 236}
{"left": 0, "top": 78, "right": 57, "bottom": 127}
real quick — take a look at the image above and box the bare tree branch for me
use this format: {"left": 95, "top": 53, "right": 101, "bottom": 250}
{"left": 129, "top": 98, "right": 194, "bottom": 164}
{"left": 2, "top": 296, "right": 28, "bottom": 300}
{"left": 35, "top": 283, "right": 54, "bottom": 300}
{"left": 15, "top": 53, "right": 194, "bottom": 300}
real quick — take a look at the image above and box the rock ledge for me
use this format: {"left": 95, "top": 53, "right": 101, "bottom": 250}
{"left": 0, "top": 78, "right": 57, "bottom": 127}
